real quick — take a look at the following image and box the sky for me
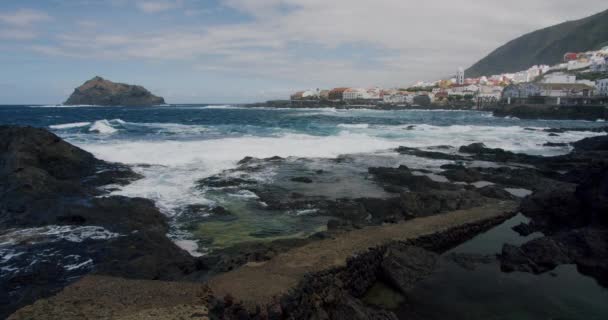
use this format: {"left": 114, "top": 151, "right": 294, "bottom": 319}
{"left": 0, "top": 1, "right": 606, "bottom": 104}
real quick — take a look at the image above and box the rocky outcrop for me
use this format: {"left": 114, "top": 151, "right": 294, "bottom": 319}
{"left": 380, "top": 246, "right": 438, "bottom": 293}
{"left": 0, "top": 126, "right": 198, "bottom": 318}
{"left": 499, "top": 135, "right": 608, "bottom": 286}
{"left": 64, "top": 76, "right": 165, "bottom": 106}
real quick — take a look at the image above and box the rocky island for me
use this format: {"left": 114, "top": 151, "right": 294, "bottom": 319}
{"left": 64, "top": 76, "right": 165, "bottom": 106}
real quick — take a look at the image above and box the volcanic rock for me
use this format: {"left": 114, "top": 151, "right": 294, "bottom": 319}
{"left": 64, "top": 76, "right": 165, "bottom": 106}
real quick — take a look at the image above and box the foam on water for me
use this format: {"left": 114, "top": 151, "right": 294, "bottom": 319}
{"left": 338, "top": 123, "right": 370, "bottom": 129}
{"left": 89, "top": 119, "right": 119, "bottom": 134}
{"left": 80, "top": 132, "right": 400, "bottom": 215}
{"left": 73, "top": 119, "right": 604, "bottom": 217}
{"left": 0, "top": 225, "right": 120, "bottom": 246}
{"left": 50, "top": 122, "right": 91, "bottom": 129}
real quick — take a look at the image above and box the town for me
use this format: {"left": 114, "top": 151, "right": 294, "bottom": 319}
{"left": 287, "top": 46, "right": 608, "bottom": 109}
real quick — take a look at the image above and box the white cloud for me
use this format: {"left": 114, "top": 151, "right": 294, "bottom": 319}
{"left": 136, "top": 0, "right": 182, "bottom": 13}
{"left": 24, "top": 1, "right": 608, "bottom": 89}
{"left": 0, "top": 9, "right": 51, "bottom": 27}
{"left": 0, "top": 28, "right": 38, "bottom": 40}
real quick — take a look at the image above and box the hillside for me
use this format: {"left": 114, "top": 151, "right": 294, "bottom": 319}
{"left": 466, "top": 9, "right": 608, "bottom": 77}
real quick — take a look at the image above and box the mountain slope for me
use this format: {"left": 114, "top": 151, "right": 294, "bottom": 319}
{"left": 466, "top": 9, "right": 608, "bottom": 77}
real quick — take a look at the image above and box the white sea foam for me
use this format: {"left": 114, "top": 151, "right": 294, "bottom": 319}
{"left": 29, "top": 104, "right": 99, "bottom": 108}
{"left": 337, "top": 123, "right": 370, "bottom": 129}
{"left": 76, "top": 123, "right": 606, "bottom": 217}
{"left": 89, "top": 119, "right": 123, "bottom": 134}
{"left": 0, "top": 225, "right": 120, "bottom": 246}
{"left": 202, "top": 105, "right": 238, "bottom": 109}
{"left": 79, "top": 132, "right": 400, "bottom": 215}
{"left": 50, "top": 122, "right": 91, "bottom": 129}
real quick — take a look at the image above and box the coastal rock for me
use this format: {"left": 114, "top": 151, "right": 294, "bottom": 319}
{"left": 572, "top": 135, "right": 608, "bottom": 152}
{"left": 380, "top": 245, "right": 438, "bottom": 293}
{"left": 64, "top": 76, "right": 165, "bottom": 106}
{"left": 368, "top": 166, "right": 460, "bottom": 191}
{"left": 445, "top": 253, "right": 495, "bottom": 270}
{"left": 501, "top": 237, "right": 571, "bottom": 273}
{"left": 290, "top": 176, "right": 313, "bottom": 183}
{"left": 0, "top": 126, "right": 198, "bottom": 318}
{"left": 398, "top": 190, "right": 487, "bottom": 217}
{"left": 458, "top": 143, "right": 541, "bottom": 163}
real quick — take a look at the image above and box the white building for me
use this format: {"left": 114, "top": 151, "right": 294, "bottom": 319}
{"left": 513, "top": 71, "right": 530, "bottom": 83}
{"left": 567, "top": 60, "right": 592, "bottom": 71}
{"left": 597, "top": 78, "right": 608, "bottom": 96}
{"left": 542, "top": 72, "right": 576, "bottom": 84}
{"left": 456, "top": 67, "right": 465, "bottom": 85}
{"left": 343, "top": 88, "right": 368, "bottom": 100}
{"left": 343, "top": 88, "right": 382, "bottom": 100}
{"left": 477, "top": 85, "right": 503, "bottom": 100}
{"left": 384, "top": 92, "right": 414, "bottom": 104}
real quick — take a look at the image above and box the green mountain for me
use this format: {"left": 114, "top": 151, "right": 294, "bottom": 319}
{"left": 466, "top": 9, "right": 608, "bottom": 77}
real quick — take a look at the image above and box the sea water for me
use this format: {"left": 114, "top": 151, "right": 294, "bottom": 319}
{"left": 1, "top": 105, "right": 606, "bottom": 254}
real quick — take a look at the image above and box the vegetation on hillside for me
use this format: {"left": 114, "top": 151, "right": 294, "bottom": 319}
{"left": 466, "top": 9, "right": 608, "bottom": 77}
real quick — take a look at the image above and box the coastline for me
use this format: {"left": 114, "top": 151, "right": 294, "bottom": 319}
{"left": 3, "top": 120, "right": 608, "bottom": 319}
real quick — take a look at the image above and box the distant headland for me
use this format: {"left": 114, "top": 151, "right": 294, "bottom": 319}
{"left": 64, "top": 76, "right": 165, "bottom": 106}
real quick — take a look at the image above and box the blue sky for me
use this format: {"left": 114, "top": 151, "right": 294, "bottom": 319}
{"left": 0, "top": 0, "right": 606, "bottom": 104}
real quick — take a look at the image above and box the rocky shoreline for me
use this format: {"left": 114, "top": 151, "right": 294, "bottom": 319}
{"left": 0, "top": 126, "right": 201, "bottom": 318}
{"left": 2, "top": 125, "right": 608, "bottom": 319}
{"left": 493, "top": 104, "right": 608, "bottom": 121}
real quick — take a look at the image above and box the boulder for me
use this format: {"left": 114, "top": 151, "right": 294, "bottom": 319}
{"left": 380, "top": 245, "right": 438, "bottom": 293}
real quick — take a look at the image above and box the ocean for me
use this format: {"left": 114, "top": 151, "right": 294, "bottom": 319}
{"left": 1, "top": 104, "right": 606, "bottom": 254}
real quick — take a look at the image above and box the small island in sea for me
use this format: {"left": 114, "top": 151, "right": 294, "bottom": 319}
{"left": 64, "top": 76, "right": 165, "bottom": 107}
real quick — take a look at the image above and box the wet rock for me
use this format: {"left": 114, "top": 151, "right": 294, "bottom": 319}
{"left": 381, "top": 245, "right": 438, "bottom": 293}
{"left": 548, "top": 133, "right": 560, "bottom": 137}
{"left": 520, "top": 186, "right": 583, "bottom": 232}
{"left": 512, "top": 222, "right": 536, "bottom": 236}
{"left": 442, "top": 167, "right": 483, "bottom": 183}
{"left": 290, "top": 176, "right": 313, "bottom": 183}
{"left": 368, "top": 166, "right": 460, "bottom": 192}
{"left": 458, "top": 143, "right": 541, "bottom": 163}
{"left": 445, "top": 253, "right": 494, "bottom": 270}
{"left": 0, "top": 126, "right": 199, "bottom": 317}
{"left": 477, "top": 185, "right": 516, "bottom": 200}
{"left": 395, "top": 146, "right": 467, "bottom": 161}
{"left": 500, "top": 237, "right": 570, "bottom": 273}
{"left": 398, "top": 190, "right": 486, "bottom": 217}
{"left": 237, "top": 156, "right": 254, "bottom": 165}
{"left": 572, "top": 135, "right": 608, "bottom": 152}
{"left": 543, "top": 142, "right": 568, "bottom": 147}
{"left": 198, "top": 176, "right": 257, "bottom": 188}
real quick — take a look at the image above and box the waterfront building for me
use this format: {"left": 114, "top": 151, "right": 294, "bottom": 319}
{"left": 328, "top": 88, "right": 350, "bottom": 101}
{"left": 542, "top": 72, "right": 576, "bottom": 84}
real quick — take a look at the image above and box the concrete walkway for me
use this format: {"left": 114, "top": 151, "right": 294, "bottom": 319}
{"left": 208, "top": 200, "right": 518, "bottom": 307}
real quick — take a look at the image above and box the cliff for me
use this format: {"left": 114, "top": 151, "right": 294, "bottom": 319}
{"left": 466, "top": 9, "right": 608, "bottom": 77}
{"left": 64, "top": 76, "right": 165, "bottom": 106}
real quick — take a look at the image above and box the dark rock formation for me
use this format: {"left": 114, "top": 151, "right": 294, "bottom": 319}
{"left": 64, "top": 76, "right": 165, "bottom": 106}
{"left": 290, "top": 177, "right": 313, "bottom": 183}
{"left": 0, "top": 126, "right": 198, "bottom": 318}
{"left": 458, "top": 142, "right": 541, "bottom": 163}
{"left": 499, "top": 135, "right": 608, "bottom": 286}
{"left": 380, "top": 246, "right": 438, "bottom": 293}
{"left": 445, "top": 253, "right": 495, "bottom": 271}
